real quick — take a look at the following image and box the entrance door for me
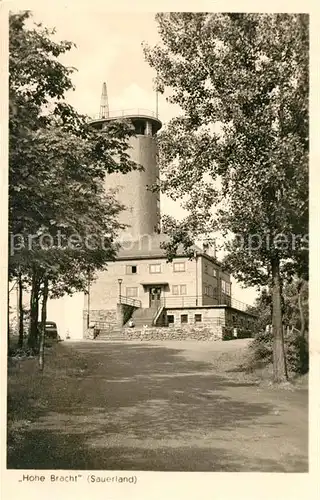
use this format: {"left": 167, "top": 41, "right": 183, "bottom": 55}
{"left": 149, "top": 287, "right": 162, "bottom": 308}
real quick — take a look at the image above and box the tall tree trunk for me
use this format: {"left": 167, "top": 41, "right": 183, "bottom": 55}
{"left": 297, "top": 279, "right": 306, "bottom": 338}
{"left": 7, "top": 281, "right": 11, "bottom": 354}
{"left": 39, "top": 276, "right": 49, "bottom": 371}
{"left": 271, "top": 256, "right": 288, "bottom": 383}
{"left": 28, "top": 271, "right": 41, "bottom": 349}
{"left": 18, "top": 272, "right": 24, "bottom": 348}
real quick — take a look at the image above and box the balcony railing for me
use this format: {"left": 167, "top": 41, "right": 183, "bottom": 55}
{"left": 117, "top": 294, "right": 254, "bottom": 313}
{"left": 90, "top": 108, "right": 158, "bottom": 121}
{"left": 230, "top": 297, "right": 254, "bottom": 313}
{"left": 158, "top": 295, "right": 253, "bottom": 313}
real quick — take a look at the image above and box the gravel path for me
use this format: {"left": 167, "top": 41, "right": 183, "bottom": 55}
{"left": 7, "top": 339, "right": 308, "bottom": 472}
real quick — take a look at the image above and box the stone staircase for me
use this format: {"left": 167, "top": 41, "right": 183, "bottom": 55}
{"left": 94, "top": 307, "right": 159, "bottom": 340}
{"left": 95, "top": 326, "right": 125, "bottom": 341}
{"left": 125, "top": 307, "right": 157, "bottom": 328}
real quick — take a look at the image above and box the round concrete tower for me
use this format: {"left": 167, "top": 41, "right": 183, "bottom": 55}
{"left": 90, "top": 109, "right": 162, "bottom": 238}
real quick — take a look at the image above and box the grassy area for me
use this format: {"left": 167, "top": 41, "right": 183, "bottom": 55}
{"left": 7, "top": 339, "right": 308, "bottom": 471}
{"left": 7, "top": 343, "right": 88, "bottom": 455}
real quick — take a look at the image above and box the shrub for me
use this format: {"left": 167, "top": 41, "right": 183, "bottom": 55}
{"left": 286, "top": 333, "right": 309, "bottom": 374}
{"left": 222, "top": 326, "right": 233, "bottom": 341}
{"left": 8, "top": 346, "right": 38, "bottom": 358}
{"left": 251, "top": 329, "right": 309, "bottom": 374}
{"left": 237, "top": 329, "right": 253, "bottom": 339}
{"left": 222, "top": 326, "right": 253, "bottom": 341}
{"left": 251, "top": 330, "right": 273, "bottom": 361}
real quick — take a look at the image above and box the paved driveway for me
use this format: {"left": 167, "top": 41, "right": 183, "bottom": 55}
{"left": 7, "top": 340, "right": 308, "bottom": 472}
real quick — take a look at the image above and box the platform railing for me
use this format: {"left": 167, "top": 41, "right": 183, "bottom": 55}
{"left": 116, "top": 294, "right": 253, "bottom": 313}
{"left": 90, "top": 108, "right": 158, "bottom": 121}
{"left": 158, "top": 295, "right": 254, "bottom": 313}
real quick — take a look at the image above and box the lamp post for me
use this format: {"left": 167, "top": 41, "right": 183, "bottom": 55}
{"left": 118, "top": 278, "right": 123, "bottom": 304}
{"left": 194, "top": 250, "right": 198, "bottom": 306}
{"left": 87, "top": 270, "right": 91, "bottom": 329}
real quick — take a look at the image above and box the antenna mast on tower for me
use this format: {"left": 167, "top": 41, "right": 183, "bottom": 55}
{"left": 155, "top": 74, "right": 159, "bottom": 119}
{"left": 99, "top": 82, "right": 109, "bottom": 119}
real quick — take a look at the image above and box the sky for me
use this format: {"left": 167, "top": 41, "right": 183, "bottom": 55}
{"left": 11, "top": 7, "right": 258, "bottom": 305}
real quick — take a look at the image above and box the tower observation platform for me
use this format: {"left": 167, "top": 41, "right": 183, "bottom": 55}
{"left": 89, "top": 108, "right": 162, "bottom": 238}
{"left": 90, "top": 108, "right": 162, "bottom": 134}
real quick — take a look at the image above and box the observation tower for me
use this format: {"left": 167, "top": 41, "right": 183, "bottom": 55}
{"left": 89, "top": 82, "right": 162, "bottom": 238}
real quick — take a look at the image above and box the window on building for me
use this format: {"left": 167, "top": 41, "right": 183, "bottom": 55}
{"left": 208, "top": 285, "right": 213, "bottom": 297}
{"left": 167, "top": 315, "right": 174, "bottom": 324}
{"left": 212, "top": 268, "right": 217, "bottom": 277}
{"left": 221, "top": 280, "right": 231, "bottom": 295}
{"left": 195, "top": 314, "right": 202, "bottom": 323}
{"left": 172, "top": 284, "right": 187, "bottom": 295}
{"left": 204, "top": 285, "right": 209, "bottom": 296}
{"left": 126, "top": 287, "right": 138, "bottom": 297}
{"left": 172, "top": 285, "right": 179, "bottom": 295}
{"left": 204, "top": 263, "right": 208, "bottom": 274}
{"left": 181, "top": 314, "right": 188, "bottom": 324}
{"left": 173, "top": 262, "right": 186, "bottom": 272}
{"left": 149, "top": 264, "right": 161, "bottom": 274}
{"left": 126, "top": 265, "right": 137, "bottom": 274}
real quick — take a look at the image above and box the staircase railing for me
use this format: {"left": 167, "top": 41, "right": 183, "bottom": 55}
{"left": 119, "top": 295, "right": 142, "bottom": 308}
{"left": 152, "top": 305, "right": 165, "bottom": 326}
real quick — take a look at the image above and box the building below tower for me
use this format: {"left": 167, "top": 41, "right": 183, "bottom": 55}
{"left": 84, "top": 234, "right": 256, "bottom": 341}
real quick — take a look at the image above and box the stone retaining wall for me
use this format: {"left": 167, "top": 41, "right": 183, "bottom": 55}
{"left": 83, "top": 309, "right": 118, "bottom": 339}
{"left": 83, "top": 305, "right": 139, "bottom": 338}
{"left": 121, "top": 324, "right": 223, "bottom": 341}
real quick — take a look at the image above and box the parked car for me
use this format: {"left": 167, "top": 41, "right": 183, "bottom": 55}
{"left": 45, "top": 321, "right": 60, "bottom": 340}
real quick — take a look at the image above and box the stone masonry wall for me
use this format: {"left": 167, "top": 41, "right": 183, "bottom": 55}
{"left": 166, "top": 307, "right": 226, "bottom": 326}
{"left": 121, "top": 324, "right": 223, "bottom": 341}
{"left": 83, "top": 309, "right": 118, "bottom": 338}
{"left": 83, "top": 305, "right": 138, "bottom": 338}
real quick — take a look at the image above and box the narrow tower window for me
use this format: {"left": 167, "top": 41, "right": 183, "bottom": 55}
{"left": 145, "top": 120, "right": 153, "bottom": 136}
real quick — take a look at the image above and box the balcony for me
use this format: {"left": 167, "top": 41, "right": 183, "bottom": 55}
{"left": 90, "top": 108, "right": 159, "bottom": 121}
{"left": 158, "top": 295, "right": 253, "bottom": 313}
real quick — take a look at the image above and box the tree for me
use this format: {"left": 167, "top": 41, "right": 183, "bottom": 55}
{"left": 9, "top": 11, "right": 138, "bottom": 355}
{"left": 144, "top": 13, "right": 308, "bottom": 382}
{"left": 282, "top": 278, "right": 308, "bottom": 337}
{"left": 17, "top": 272, "right": 24, "bottom": 348}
